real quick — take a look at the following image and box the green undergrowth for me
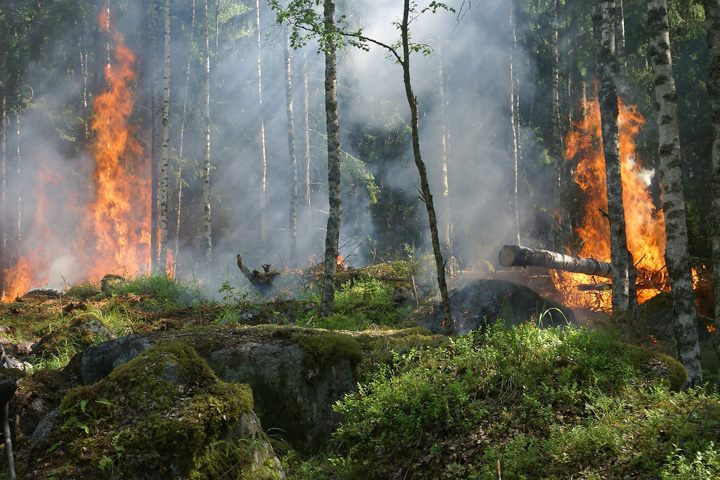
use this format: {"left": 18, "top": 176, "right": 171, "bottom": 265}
{"left": 283, "top": 322, "right": 720, "bottom": 479}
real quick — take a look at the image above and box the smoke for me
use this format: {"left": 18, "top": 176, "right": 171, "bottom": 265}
{"left": 3, "top": 0, "right": 545, "bottom": 299}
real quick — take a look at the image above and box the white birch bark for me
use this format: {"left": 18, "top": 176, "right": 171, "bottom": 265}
{"left": 158, "top": 0, "right": 171, "bottom": 273}
{"left": 648, "top": 0, "right": 702, "bottom": 387}
{"left": 202, "top": 0, "right": 212, "bottom": 265}
{"left": 256, "top": 0, "right": 268, "bottom": 255}
{"left": 284, "top": 25, "right": 298, "bottom": 264}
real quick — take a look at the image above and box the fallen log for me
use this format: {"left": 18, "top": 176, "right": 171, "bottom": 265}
{"left": 499, "top": 244, "right": 613, "bottom": 278}
{"left": 236, "top": 254, "right": 281, "bottom": 287}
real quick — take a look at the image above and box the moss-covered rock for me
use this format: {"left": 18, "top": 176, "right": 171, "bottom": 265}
{"left": 25, "top": 339, "right": 282, "bottom": 479}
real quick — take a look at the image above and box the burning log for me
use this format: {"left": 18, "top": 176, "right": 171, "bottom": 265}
{"left": 499, "top": 244, "right": 613, "bottom": 278}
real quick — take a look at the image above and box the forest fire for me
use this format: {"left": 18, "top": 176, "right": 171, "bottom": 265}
{"left": 0, "top": 10, "right": 149, "bottom": 301}
{"left": 553, "top": 95, "right": 666, "bottom": 310}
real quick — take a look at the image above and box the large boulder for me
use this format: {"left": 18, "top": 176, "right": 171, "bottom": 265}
{"left": 71, "top": 325, "right": 362, "bottom": 454}
{"left": 26, "top": 339, "right": 283, "bottom": 479}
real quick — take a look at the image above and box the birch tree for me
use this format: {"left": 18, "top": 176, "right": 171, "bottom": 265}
{"left": 703, "top": 0, "right": 720, "bottom": 389}
{"left": 202, "top": 0, "right": 212, "bottom": 265}
{"left": 158, "top": 0, "right": 171, "bottom": 273}
{"left": 174, "top": 0, "right": 195, "bottom": 267}
{"left": 592, "top": 0, "right": 635, "bottom": 316}
{"left": 647, "top": 0, "right": 702, "bottom": 387}
{"left": 255, "top": 0, "right": 268, "bottom": 255}
{"left": 284, "top": 24, "right": 298, "bottom": 264}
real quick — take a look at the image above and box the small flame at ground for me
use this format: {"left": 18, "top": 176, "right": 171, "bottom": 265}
{"left": 555, "top": 93, "right": 666, "bottom": 311}
{"left": 1, "top": 9, "right": 149, "bottom": 301}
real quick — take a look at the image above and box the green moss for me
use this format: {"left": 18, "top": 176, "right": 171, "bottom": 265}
{"left": 38, "top": 339, "right": 254, "bottom": 479}
{"left": 291, "top": 330, "right": 363, "bottom": 381}
{"left": 621, "top": 343, "right": 688, "bottom": 391}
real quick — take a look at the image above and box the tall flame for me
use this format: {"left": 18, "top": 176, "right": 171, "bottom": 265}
{"left": 0, "top": 9, "right": 149, "bottom": 301}
{"left": 555, "top": 93, "right": 666, "bottom": 310}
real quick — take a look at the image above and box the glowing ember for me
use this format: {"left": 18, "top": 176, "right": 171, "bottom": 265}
{"left": 554, "top": 93, "right": 666, "bottom": 311}
{"left": 1, "top": 9, "right": 149, "bottom": 301}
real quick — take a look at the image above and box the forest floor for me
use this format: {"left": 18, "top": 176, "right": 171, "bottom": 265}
{"left": 0, "top": 264, "right": 719, "bottom": 479}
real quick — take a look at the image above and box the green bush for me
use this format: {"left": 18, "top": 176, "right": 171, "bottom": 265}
{"left": 329, "top": 322, "right": 719, "bottom": 479}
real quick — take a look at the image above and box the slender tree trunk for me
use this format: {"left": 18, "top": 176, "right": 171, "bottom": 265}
{"left": 401, "top": 0, "right": 453, "bottom": 333}
{"left": 256, "top": 0, "right": 268, "bottom": 255}
{"left": 284, "top": 25, "right": 298, "bottom": 264}
{"left": 616, "top": 0, "right": 629, "bottom": 97}
{"left": 175, "top": 0, "right": 196, "bottom": 267}
{"left": 319, "top": 0, "right": 342, "bottom": 319}
{"left": 0, "top": 76, "right": 5, "bottom": 298}
{"left": 202, "top": 0, "right": 212, "bottom": 265}
{"left": 150, "top": 0, "right": 161, "bottom": 271}
{"left": 593, "top": 1, "right": 634, "bottom": 315}
{"left": 510, "top": 5, "right": 521, "bottom": 246}
{"left": 302, "top": 50, "right": 311, "bottom": 210}
{"left": 551, "top": 0, "right": 564, "bottom": 249}
{"left": 158, "top": 0, "right": 171, "bottom": 273}
{"left": 703, "top": 0, "right": 720, "bottom": 389}
{"left": 648, "top": 0, "right": 702, "bottom": 387}
{"left": 437, "top": 43, "right": 454, "bottom": 273}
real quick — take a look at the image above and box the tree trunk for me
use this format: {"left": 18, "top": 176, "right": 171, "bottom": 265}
{"left": 593, "top": 1, "right": 634, "bottom": 315}
{"left": 0, "top": 9, "right": 6, "bottom": 295}
{"left": 437, "top": 43, "right": 454, "bottom": 273}
{"left": 158, "top": 0, "right": 171, "bottom": 274}
{"left": 255, "top": 0, "right": 268, "bottom": 255}
{"left": 302, "top": 50, "right": 311, "bottom": 210}
{"left": 401, "top": 0, "right": 453, "bottom": 333}
{"left": 648, "top": 0, "right": 702, "bottom": 387}
{"left": 319, "top": 0, "right": 342, "bottom": 319}
{"left": 202, "top": 0, "right": 212, "bottom": 265}
{"left": 615, "top": 0, "right": 629, "bottom": 97}
{"left": 174, "top": 0, "right": 196, "bottom": 268}
{"left": 509, "top": 5, "right": 521, "bottom": 246}
{"left": 499, "top": 244, "right": 613, "bottom": 277}
{"left": 703, "top": 0, "right": 720, "bottom": 390}
{"left": 551, "top": 0, "right": 564, "bottom": 249}
{"left": 284, "top": 25, "right": 298, "bottom": 264}
{"left": 150, "top": 0, "right": 161, "bottom": 272}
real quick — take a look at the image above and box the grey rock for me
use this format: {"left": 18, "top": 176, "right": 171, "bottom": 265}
{"left": 78, "top": 334, "right": 153, "bottom": 385}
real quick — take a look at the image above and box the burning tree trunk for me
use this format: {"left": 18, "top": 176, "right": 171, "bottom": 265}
{"left": 648, "top": 0, "right": 702, "bottom": 387}
{"left": 202, "top": 0, "right": 212, "bottom": 265}
{"left": 499, "top": 244, "right": 613, "bottom": 278}
{"left": 319, "top": 0, "right": 342, "bottom": 319}
{"left": 284, "top": 24, "right": 298, "bottom": 264}
{"left": 704, "top": 0, "right": 720, "bottom": 392}
{"left": 158, "top": 0, "right": 171, "bottom": 273}
{"left": 592, "top": 0, "right": 636, "bottom": 316}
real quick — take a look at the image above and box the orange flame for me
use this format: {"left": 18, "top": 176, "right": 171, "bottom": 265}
{"left": 1, "top": 9, "right": 149, "bottom": 301}
{"left": 554, "top": 92, "right": 666, "bottom": 310}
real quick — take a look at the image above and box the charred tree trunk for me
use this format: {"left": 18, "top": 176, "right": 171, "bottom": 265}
{"left": 284, "top": 25, "right": 298, "bottom": 264}
{"left": 0, "top": 13, "right": 6, "bottom": 296}
{"left": 615, "top": 0, "right": 629, "bottom": 97}
{"left": 648, "top": 0, "right": 702, "bottom": 387}
{"left": 202, "top": 0, "right": 212, "bottom": 265}
{"left": 319, "top": 0, "right": 342, "bottom": 319}
{"left": 593, "top": 1, "right": 635, "bottom": 315}
{"left": 499, "top": 244, "right": 613, "bottom": 277}
{"left": 401, "top": 0, "right": 453, "bottom": 333}
{"left": 158, "top": 0, "right": 171, "bottom": 273}
{"left": 255, "top": 0, "right": 268, "bottom": 255}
